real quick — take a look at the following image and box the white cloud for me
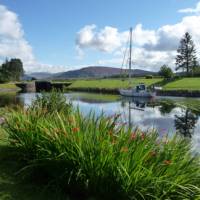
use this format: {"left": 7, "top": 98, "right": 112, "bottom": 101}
{"left": 0, "top": 4, "right": 66, "bottom": 73}
{"left": 178, "top": 1, "right": 200, "bottom": 14}
{"left": 0, "top": 5, "right": 36, "bottom": 71}
{"left": 0, "top": 5, "right": 23, "bottom": 39}
{"left": 97, "top": 48, "right": 175, "bottom": 71}
{"left": 132, "top": 24, "right": 157, "bottom": 46}
{"left": 77, "top": 4, "right": 200, "bottom": 72}
{"left": 76, "top": 25, "right": 128, "bottom": 53}
{"left": 145, "top": 15, "right": 200, "bottom": 52}
{"left": 76, "top": 24, "right": 157, "bottom": 54}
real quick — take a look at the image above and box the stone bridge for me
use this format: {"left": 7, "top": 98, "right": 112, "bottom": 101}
{"left": 16, "top": 81, "right": 72, "bottom": 92}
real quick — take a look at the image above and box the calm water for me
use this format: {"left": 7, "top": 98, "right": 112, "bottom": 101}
{"left": 1, "top": 92, "right": 200, "bottom": 151}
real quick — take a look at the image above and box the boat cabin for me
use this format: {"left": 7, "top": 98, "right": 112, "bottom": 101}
{"left": 135, "top": 83, "right": 146, "bottom": 92}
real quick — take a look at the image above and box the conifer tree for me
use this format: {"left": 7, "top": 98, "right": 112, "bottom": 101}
{"left": 176, "top": 32, "right": 197, "bottom": 74}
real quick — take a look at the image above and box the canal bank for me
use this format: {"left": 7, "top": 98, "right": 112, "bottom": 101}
{"left": 66, "top": 87, "right": 200, "bottom": 97}
{"left": 1, "top": 81, "right": 200, "bottom": 97}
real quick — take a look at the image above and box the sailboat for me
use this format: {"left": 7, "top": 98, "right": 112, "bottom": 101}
{"left": 119, "top": 28, "right": 156, "bottom": 98}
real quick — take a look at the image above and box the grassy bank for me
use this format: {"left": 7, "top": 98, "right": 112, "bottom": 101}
{"left": 0, "top": 83, "right": 19, "bottom": 93}
{"left": 68, "top": 78, "right": 162, "bottom": 89}
{"left": 0, "top": 92, "right": 200, "bottom": 199}
{"left": 164, "top": 77, "right": 200, "bottom": 90}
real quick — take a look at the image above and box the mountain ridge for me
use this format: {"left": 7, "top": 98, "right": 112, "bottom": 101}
{"left": 24, "top": 66, "right": 157, "bottom": 80}
{"left": 52, "top": 66, "right": 157, "bottom": 79}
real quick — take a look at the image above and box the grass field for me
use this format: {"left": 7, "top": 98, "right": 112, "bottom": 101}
{"left": 0, "top": 83, "right": 18, "bottom": 89}
{"left": 68, "top": 78, "right": 163, "bottom": 89}
{"left": 0, "top": 83, "right": 19, "bottom": 93}
{"left": 164, "top": 78, "right": 200, "bottom": 90}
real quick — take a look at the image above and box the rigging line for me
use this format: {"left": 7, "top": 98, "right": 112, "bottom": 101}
{"left": 121, "top": 39, "right": 130, "bottom": 73}
{"left": 121, "top": 40, "right": 129, "bottom": 68}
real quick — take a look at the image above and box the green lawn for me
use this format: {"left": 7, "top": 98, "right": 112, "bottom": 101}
{"left": 68, "top": 78, "right": 162, "bottom": 89}
{"left": 164, "top": 78, "right": 200, "bottom": 90}
{"left": 0, "top": 83, "right": 18, "bottom": 89}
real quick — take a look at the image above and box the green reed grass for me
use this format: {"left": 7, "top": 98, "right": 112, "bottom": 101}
{"left": 2, "top": 91, "right": 200, "bottom": 199}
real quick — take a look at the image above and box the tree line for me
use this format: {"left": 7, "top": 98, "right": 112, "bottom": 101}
{"left": 0, "top": 58, "right": 24, "bottom": 83}
{"left": 159, "top": 32, "right": 200, "bottom": 79}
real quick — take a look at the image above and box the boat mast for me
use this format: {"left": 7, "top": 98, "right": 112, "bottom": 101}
{"left": 129, "top": 27, "right": 133, "bottom": 86}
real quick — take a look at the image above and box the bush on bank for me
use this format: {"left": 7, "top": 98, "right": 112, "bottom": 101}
{"left": 2, "top": 92, "right": 200, "bottom": 199}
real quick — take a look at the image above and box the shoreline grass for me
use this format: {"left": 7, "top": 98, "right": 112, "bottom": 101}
{"left": 1, "top": 92, "right": 200, "bottom": 199}
{"left": 163, "top": 77, "right": 200, "bottom": 90}
{"left": 68, "top": 78, "right": 162, "bottom": 89}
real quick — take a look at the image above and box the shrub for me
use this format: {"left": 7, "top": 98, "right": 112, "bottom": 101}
{"left": 145, "top": 75, "right": 153, "bottom": 79}
{"left": 2, "top": 92, "right": 200, "bottom": 199}
{"left": 159, "top": 65, "right": 174, "bottom": 79}
{"left": 29, "top": 90, "right": 72, "bottom": 114}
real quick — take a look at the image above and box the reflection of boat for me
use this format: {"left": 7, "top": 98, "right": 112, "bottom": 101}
{"left": 119, "top": 28, "right": 156, "bottom": 98}
{"left": 121, "top": 96, "right": 156, "bottom": 110}
{"left": 121, "top": 97, "right": 154, "bottom": 129}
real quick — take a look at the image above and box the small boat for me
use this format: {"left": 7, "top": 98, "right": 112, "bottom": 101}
{"left": 119, "top": 27, "right": 156, "bottom": 98}
{"left": 119, "top": 83, "right": 156, "bottom": 97}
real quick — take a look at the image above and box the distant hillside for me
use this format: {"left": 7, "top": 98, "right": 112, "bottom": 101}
{"left": 28, "top": 72, "right": 53, "bottom": 79}
{"left": 52, "top": 66, "right": 157, "bottom": 79}
{"left": 21, "top": 74, "right": 32, "bottom": 81}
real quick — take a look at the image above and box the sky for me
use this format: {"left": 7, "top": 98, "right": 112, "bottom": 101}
{"left": 0, "top": 0, "right": 200, "bottom": 73}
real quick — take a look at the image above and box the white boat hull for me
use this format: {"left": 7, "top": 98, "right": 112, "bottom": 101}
{"left": 119, "top": 89, "right": 156, "bottom": 98}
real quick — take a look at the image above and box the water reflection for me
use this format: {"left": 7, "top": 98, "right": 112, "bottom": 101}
{"left": 121, "top": 97, "right": 199, "bottom": 139}
{"left": 0, "top": 93, "right": 23, "bottom": 108}
{"left": 0, "top": 92, "right": 199, "bottom": 141}
{"left": 159, "top": 100, "right": 176, "bottom": 115}
{"left": 175, "top": 109, "right": 198, "bottom": 138}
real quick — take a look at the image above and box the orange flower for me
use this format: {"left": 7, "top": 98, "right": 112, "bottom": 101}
{"left": 72, "top": 127, "right": 79, "bottom": 133}
{"left": 141, "top": 132, "right": 145, "bottom": 140}
{"left": 121, "top": 147, "right": 128, "bottom": 153}
{"left": 130, "top": 132, "right": 137, "bottom": 140}
{"left": 163, "top": 160, "right": 172, "bottom": 165}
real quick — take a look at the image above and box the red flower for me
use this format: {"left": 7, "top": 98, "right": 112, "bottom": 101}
{"left": 141, "top": 132, "right": 145, "bottom": 140}
{"left": 130, "top": 132, "right": 136, "bottom": 140}
{"left": 163, "top": 160, "right": 172, "bottom": 165}
{"left": 72, "top": 127, "right": 79, "bottom": 133}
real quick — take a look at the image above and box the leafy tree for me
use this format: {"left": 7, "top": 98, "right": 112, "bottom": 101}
{"left": 0, "top": 58, "right": 24, "bottom": 82}
{"left": 176, "top": 32, "right": 198, "bottom": 74}
{"left": 159, "top": 65, "right": 174, "bottom": 79}
{"left": 192, "top": 64, "right": 200, "bottom": 76}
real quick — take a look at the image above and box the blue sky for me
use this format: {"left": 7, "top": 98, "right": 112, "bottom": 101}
{"left": 0, "top": 0, "right": 200, "bottom": 72}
